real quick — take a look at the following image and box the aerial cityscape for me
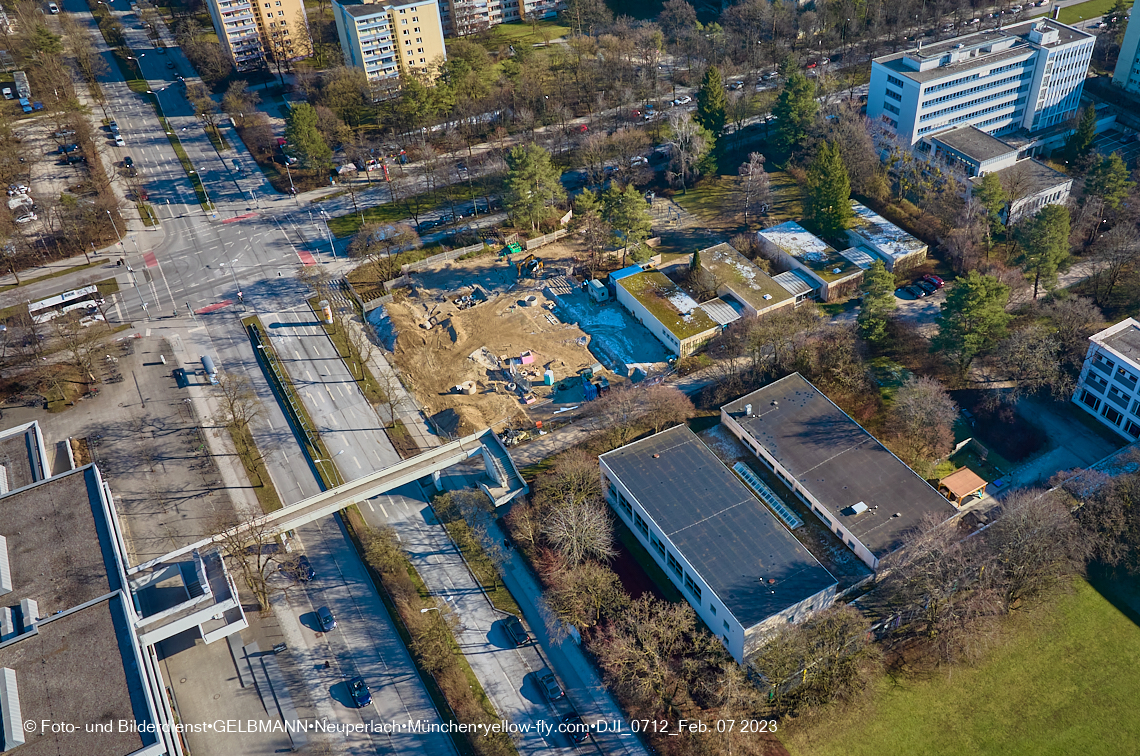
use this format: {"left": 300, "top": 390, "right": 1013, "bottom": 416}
{"left": 1, "top": 0, "right": 1139, "bottom": 753}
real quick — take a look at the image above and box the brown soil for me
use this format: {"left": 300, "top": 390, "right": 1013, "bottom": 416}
{"left": 385, "top": 242, "right": 604, "bottom": 436}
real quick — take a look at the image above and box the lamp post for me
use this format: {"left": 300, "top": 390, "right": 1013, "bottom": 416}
{"left": 126, "top": 54, "right": 145, "bottom": 82}
{"left": 106, "top": 210, "right": 123, "bottom": 246}
{"left": 319, "top": 209, "right": 335, "bottom": 258}
{"left": 312, "top": 449, "right": 344, "bottom": 485}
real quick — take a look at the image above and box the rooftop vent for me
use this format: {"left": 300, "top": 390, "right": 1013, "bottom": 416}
{"left": 762, "top": 294, "right": 772, "bottom": 300}
{"left": 850, "top": 501, "right": 869, "bottom": 515}
{"left": 745, "top": 403, "right": 752, "bottom": 416}
{"left": 771, "top": 400, "right": 779, "bottom": 407}
{"left": 832, "top": 267, "right": 842, "bottom": 274}
{"left": 652, "top": 454, "right": 660, "bottom": 459}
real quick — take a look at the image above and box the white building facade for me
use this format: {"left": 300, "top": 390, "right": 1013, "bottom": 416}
{"left": 869, "top": 19, "right": 1094, "bottom": 145}
{"left": 1112, "top": 10, "right": 1140, "bottom": 95}
{"left": 1073, "top": 318, "right": 1140, "bottom": 441}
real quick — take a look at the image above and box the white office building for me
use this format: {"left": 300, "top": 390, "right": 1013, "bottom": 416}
{"left": 1112, "top": 11, "right": 1140, "bottom": 95}
{"left": 1073, "top": 317, "right": 1140, "bottom": 442}
{"left": 869, "top": 18, "right": 1094, "bottom": 146}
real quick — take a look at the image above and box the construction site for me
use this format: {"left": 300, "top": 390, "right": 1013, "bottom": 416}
{"left": 379, "top": 240, "right": 670, "bottom": 436}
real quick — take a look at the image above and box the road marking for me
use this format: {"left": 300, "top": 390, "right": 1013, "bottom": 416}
{"left": 379, "top": 502, "right": 387, "bottom": 517}
{"left": 354, "top": 456, "right": 361, "bottom": 469}
{"left": 368, "top": 501, "right": 375, "bottom": 512}
{"left": 305, "top": 370, "right": 312, "bottom": 380}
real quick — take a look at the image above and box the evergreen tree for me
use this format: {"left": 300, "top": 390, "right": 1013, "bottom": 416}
{"left": 804, "top": 140, "right": 853, "bottom": 239}
{"left": 972, "top": 172, "right": 1008, "bottom": 229}
{"left": 1066, "top": 106, "right": 1097, "bottom": 162}
{"left": 696, "top": 65, "right": 727, "bottom": 137}
{"left": 1015, "top": 204, "right": 1071, "bottom": 299}
{"left": 857, "top": 259, "right": 897, "bottom": 344}
{"left": 690, "top": 249, "right": 701, "bottom": 271}
{"left": 1084, "top": 153, "right": 1134, "bottom": 210}
{"left": 571, "top": 189, "right": 611, "bottom": 277}
{"left": 932, "top": 271, "right": 1012, "bottom": 377}
{"left": 1104, "top": 0, "right": 1129, "bottom": 32}
{"left": 603, "top": 183, "right": 653, "bottom": 265}
{"left": 772, "top": 70, "right": 818, "bottom": 149}
{"left": 284, "top": 103, "right": 332, "bottom": 172}
{"left": 505, "top": 143, "right": 566, "bottom": 231}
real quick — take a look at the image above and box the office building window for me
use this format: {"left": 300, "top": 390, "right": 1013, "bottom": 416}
{"left": 684, "top": 573, "right": 702, "bottom": 602}
{"left": 1125, "top": 419, "right": 1140, "bottom": 439}
{"left": 633, "top": 511, "right": 649, "bottom": 538}
{"left": 710, "top": 603, "right": 717, "bottom": 616}
{"left": 723, "top": 619, "right": 730, "bottom": 632}
{"left": 1103, "top": 405, "right": 1124, "bottom": 426}
{"left": 667, "top": 552, "right": 682, "bottom": 579}
{"left": 650, "top": 531, "right": 665, "bottom": 557}
{"left": 1080, "top": 390, "right": 1101, "bottom": 411}
{"left": 887, "top": 74, "right": 905, "bottom": 88}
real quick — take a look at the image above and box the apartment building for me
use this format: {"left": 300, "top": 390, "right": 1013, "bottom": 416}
{"left": 436, "top": 0, "right": 562, "bottom": 37}
{"left": 206, "top": 0, "right": 311, "bottom": 72}
{"left": 1112, "top": 10, "right": 1140, "bottom": 95}
{"left": 333, "top": 0, "right": 446, "bottom": 94}
{"left": 1073, "top": 317, "right": 1140, "bottom": 442}
{"left": 869, "top": 19, "right": 1094, "bottom": 146}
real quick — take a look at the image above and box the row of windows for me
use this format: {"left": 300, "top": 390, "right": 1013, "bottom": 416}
{"left": 883, "top": 101, "right": 900, "bottom": 115}
{"left": 1083, "top": 391, "right": 1140, "bottom": 439}
{"left": 920, "top": 73, "right": 1029, "bottom": 109}
{"left": 884, "top": 87, "right": 902, "bottom": 101}
{"left": 923, "top": 72, "right": 979, "bottom": 95}
{"left": 886, "top": 74, "right": 905, "bottom": 88}
{"left": 919, "top": 85, "right": 1025, "bottom": 122}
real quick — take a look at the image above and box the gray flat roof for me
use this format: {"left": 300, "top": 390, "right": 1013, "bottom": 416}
{"left": 601, "top": 425, "right": 837, "bottom": 629}
{"left": 0, "top": 421, "right": 43, "bottom": 491}
{"left": 0, "top": 466, "right": 121, "bottom": 613}
{"left": 0, "top": 595, "right": 152, "bottom": 756}
{"left": 975, "top": 158, "right": 1070, "bottom": 194}
{"left": 1102, "top": 321, "right": 1140, "bottom": 361}
{"left": 930, "top": 125, "right": 1018, "bottom": 163}
{"left": 722, "top": 374, "right": 957, "bottom": 559}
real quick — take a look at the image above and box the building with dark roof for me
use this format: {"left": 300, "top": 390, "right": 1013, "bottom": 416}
{"left": 0, "top": 421, "right": 49, "bottom": 495}
{"left": 720, "top": 374, "right": 958, "bottom": 571}
{"left": 599, "top": 425, "right": 838, "bottom": 662}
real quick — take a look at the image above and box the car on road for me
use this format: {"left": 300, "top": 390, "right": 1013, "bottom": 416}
{"left": 504, "top": 615, "right": 529, "bottom": 646}
{"left": 123, "top": 156, "right": 134, "bottom": 167}
{"left": 115, "top": 135, "right": 126, "bottom": 146}
{"left": 561, "top": 712, "right": 589, "bottom": 744}
{"left": 172, "top": 368, "right": 189, "bottom": 388}
{"left": 296, "top": 555, "right": 315, "bottom": 581}
{"left": 317, "top": 606, "right": 336, "bottom": 631}
{"left": 922, "top": 273, "right": 945, "bottom": 289}
{"left": 347, "top": 677, "right": 372, "bottom": 708}
{"left": 538, "top": 670, "right": 564, "bottom": 702}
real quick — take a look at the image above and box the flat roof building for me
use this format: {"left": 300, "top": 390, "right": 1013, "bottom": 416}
{"left": 721, "top": 373, "right": 958, "bottom": 571}
{"left": 205, "top": 0, "right": 311, "bottom": 72}
{"left": 600, "top": 425, "right": 838, "bottom": 662}
{"left": 1073, "top": 317, "right": 1140, "bottom": 442}
{"left": 695, "top": 242, "right": 795, "bottom": 318}
{"left": 845, "top": 202, "right": 928, "bottom": 272}
{"left": 0, "top": 420, "right": 49, "bottom": 494}
{"left": 756, "top": 222, "right": 864, "bottom": 302}
{"left": 869, "top": 19, "right": 1094, "bottom": 145}
{"left": 614, "top": 269, "right": 720, "bottom": 357}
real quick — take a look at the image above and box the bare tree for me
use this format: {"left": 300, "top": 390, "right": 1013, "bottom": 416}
{"left": 213, "top": 510, "right": 281, "bottom": 613}
{"left": 541, "top": 496, "right": 617, "bottom": 565}
{"left": 737, "top": 151, "right": 771, "bottom": 229}
{"left": 348, "top": 221, "right": 421, "bottom": 281}
{"left": 643, "top": 385, "right": 695, "bottom": 432}
{"left": 533, "top": 449, "right": 603, "bottom": 507}
{"left": 1088, "top": 226, "right": 1140, "bottom": 306}
{"left": 887, "top": 375, "right": 957, "bottom": 467}
{"left": 667, "top": 111, "right": 710, "bottom": 193}
{"left": 993, "top": 324, "right": 1073, "bottom": 401}
{"left": 544, "top": 556, "right": 629, "bottom": 628}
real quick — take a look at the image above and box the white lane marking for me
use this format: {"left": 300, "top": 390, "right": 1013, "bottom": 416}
{"left": 379, "top": 502, "right": 388, "bottom": 518}
{"left": 368, "top": 501, "right": 375, "bottom": 512}
{"left": 354, "top": 456, "right": 361, "bottom": 469}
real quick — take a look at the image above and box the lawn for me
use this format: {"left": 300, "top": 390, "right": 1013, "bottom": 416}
{"left": 1057, "top": 0, "right": 1131, "bottom": 24}
{"left": 782, "top": 579, "right": 1140, "bottom": 756}
{"left": 474, "top": 19, "right": 571, "bottom": 47}
{"left": 672, "top": 169, "right": 804, "bottom": 229}
{"left": 327, "top": 183, "right": 479, "bottom": 238}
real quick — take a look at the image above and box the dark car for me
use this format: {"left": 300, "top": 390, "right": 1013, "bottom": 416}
{"left": 297, "top": 555, "right": 315, "bottom": 581}
{"left": 922, "top": 273, "right": 945, "bottom": 288}
{"left": 317, "top": 606, "right": 336, "bottom": 631}
{"left": 907, "top": 284, "right": 928, "bottom": 298}
{"left": 538, "top": 670, "right": 564, "bottom": 702}
{"left": 124, "top": 156, "right": 134, "bottom": 167}
{"left": 561, "top": 712, "right": 589, "bottom": 744}
{"left": 915, "top": 279, "right": 937, "bottom": 295}
{"left": 347, "top": 677, "right": 371, "bottom": 708}
{"left": 504, "top": 615, "right": 529, "bottom": 646}
{"left": 172, "top": 367, "right": 189, "bottom": 388}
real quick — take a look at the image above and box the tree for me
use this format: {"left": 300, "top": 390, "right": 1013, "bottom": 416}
{"left": 737, "top": 152, "right": 770, "bottom": 229}
{"left": 571, "top": 189, "right": 611, "bottom": 277}
{"left": 563, "top": 0, "right": 612, "bottom": 36}
{"left": 857, "top": 259, "right": 896, "bottom": 344}
{"left": 348, "top": 222, "right": 421, "bottom": 281}
{"left": 972, "top": 171, "right": 1008, "bottom": 235}
{"left": 1084, "top": 153, "right": 1134, "bottom": 211}
{"left": 284, "top": 102, "right": 332, "bottom": 172}
{"left": 804, "top": 140, "right": 852, "bottom": 239}
{"left": 642, "top": 385, "right": 694, "bottom": 432}
{"left": 772, "top": 70, "right": 817, "bottom": 149}
{"left": 185, "top": 81, "right": 220, "bottom": 129}
{"left": 222, "top": 80, "right": 260, "bottom": 118}
{"left": 1104, "top": 0, "right": 1129, "bottom": 31}
{"left": 30, "top": 24, "right": 63, "bottom": 57}
{"left": 994, "top": 324, "right": 1074, "bottom": 400}
{"left": 695, "top": 65, "right": 727, "bottom": 137}
{"left": 1066, "top": 105, "right": 1097, "bottom": 162}
{"left": 545, "top": 558, "right": 628, "bottom": 628}
{"left": 1088, "top": 226, "right": 1140, "bottom": 305}
{"left": 541, "top": 497, "right": 617, "bottom": 565}
{"left": 666, "top": 111, "right": 712, "bottom": 193}
{"left": 1015, "top": 204, "right": 1071, "bottom": 299}
{"left": 888, "top": 375, "right": 958, "bottom": 464}
{"left": 533, "top": 449, "right": 604, "bottom": 508}
{"left": 603, "top": 182, "right": 652, "bottom": 265}
{"left": 932, "top": 271, "right": 1012, "bottom": 377}
{"left": 504, "top": 143, "right": 565, "bottom": 231}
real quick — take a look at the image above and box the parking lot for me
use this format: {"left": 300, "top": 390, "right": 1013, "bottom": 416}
{"left": 1093, "top": 128, "right": 1140, "bottom": 164}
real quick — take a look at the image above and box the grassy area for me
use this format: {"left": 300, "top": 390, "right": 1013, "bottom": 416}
{"left": 474, "top": 19, "right": 571, "bottom": 47}
{"left": 783, "top": 579, "right": 1140, "bottom": 756}
{"left": 204, "top": 123, "right": 232, "bottom": 152}
{"left": 228, "top": 425, "right": 284, "bottom": 512}
{"left": 327, "top": 183, "right": 480, "bottom": 238}
{"left": 1058, "top": 0, "right": 1131, "bottom": 24}
{"left": 137, "top": 203, "right": 158, "bottom": 227}
{"left": 306, "top": 296, "right": 389, "bottom": 407}
{"left": 386, "top": 418, "right": 421, "bottom": 459}
{"left": 441, "top": 518, "right": 522, "bottom": 616}
{"left": 673, "top": 169, "right": 804, "bottom": 228}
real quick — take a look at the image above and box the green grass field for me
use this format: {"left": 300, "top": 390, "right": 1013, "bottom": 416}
{"left": 673, "top": 169, "right": 804, "bottom": 228}
{"left": 783, "top": 579, "right": 1140, "bottom": 756}
{"left": 1057, "top": 0, "right": 1132, "bottom": 24}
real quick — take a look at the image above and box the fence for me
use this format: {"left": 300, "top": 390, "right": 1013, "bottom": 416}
{"left": 401, "top": 241, "right": 488, "bottom": 274}
{"left": 525, "top": 229, "right": 568, "bottom": 250}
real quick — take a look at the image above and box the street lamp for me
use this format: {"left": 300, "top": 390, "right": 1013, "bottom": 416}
{"left": 420, "top": 607, "right": 440, "bottom": 614}
{"left": 126, "top": 54, "right": 145, "bottom": 82}
{"left": 106, "top": 210, "right": 123, "bottom": 246}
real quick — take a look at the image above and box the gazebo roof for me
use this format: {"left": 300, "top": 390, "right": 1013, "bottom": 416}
{"left": 941, "top": 467, "right": 988, "bottom": 500}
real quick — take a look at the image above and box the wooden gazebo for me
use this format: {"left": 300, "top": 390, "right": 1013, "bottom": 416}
{"left": 940, "top": 467, "right": 988, "bottom": 507}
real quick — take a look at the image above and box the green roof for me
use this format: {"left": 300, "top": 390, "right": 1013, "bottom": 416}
{"left": 620, "top": 270, "right": 719, "bottom": 340}
{"left": 759, "top": 221, "right": 861, "bottom": 283}
{"left": 698, "top": 243, "right": 793, "bottom": 311}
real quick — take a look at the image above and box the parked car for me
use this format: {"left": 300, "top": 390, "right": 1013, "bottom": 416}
{"left": 317, "top": 606, "right": 336, "bottom": 631}
{"left": 630, "top": 155, "right": 648, "bottom": 166}
{"left": 48, "top": 2, "right": 59, "bottom": 13}
{"left": 123, "top": 156, "right": 134, "bottom": 167}
{"left": 677, "top": 95, "right": 692, "bottom": 104}
{"left": 59, "top": 143, "right": 81, "bottom": 154}
{"left": 172, "top": 368, "right": 189, "bottom": 388}
{"left": 115, "top": 135, "right": 126, "bottom": 146}
{"left": 538, "top": 670, "right": 564, "bottom": 702}
{"left": 347, "top": 677, "right": 372, "bottom": 708}
{"left": 907, "top": 284, "right": 928, "bottom": 298}
{"left": 561, "top": 712, "right": 589, "bottom": 744}
{"left": 296, "top": 555, "right": 315, "bottom": 581}
{"left": 922, "top": 273, "right": 945, "bottom": 288}
{"left": 915, "top": 279, "right": 937, "bottom": 295}
{"left": 15, "top": 211, "right": 37, "bottom": 223}
{"left": 504, "top": 615, "right": 529, "bottom": 646}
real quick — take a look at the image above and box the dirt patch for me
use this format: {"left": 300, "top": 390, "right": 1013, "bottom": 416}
{"left": 385, "top": 242, "right": 610, "bottom": 436}
{"left": 951, "top": 389, "right": 1046, "bottom": 463}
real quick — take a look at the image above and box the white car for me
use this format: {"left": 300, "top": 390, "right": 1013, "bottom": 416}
{"left": 15, "top": 211, "right": 37, "bottom": 223}
{"left": 630, "top": 156, "right": 648, "bottom": 166}
{"left": 677, "top": 95, "right": 692, "bottom": 105}
{"left": 115, "top": 135, "right": 126, "bottom": 146}
{"left": 48, "top": 2, "right": 59, "bottom": 12}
